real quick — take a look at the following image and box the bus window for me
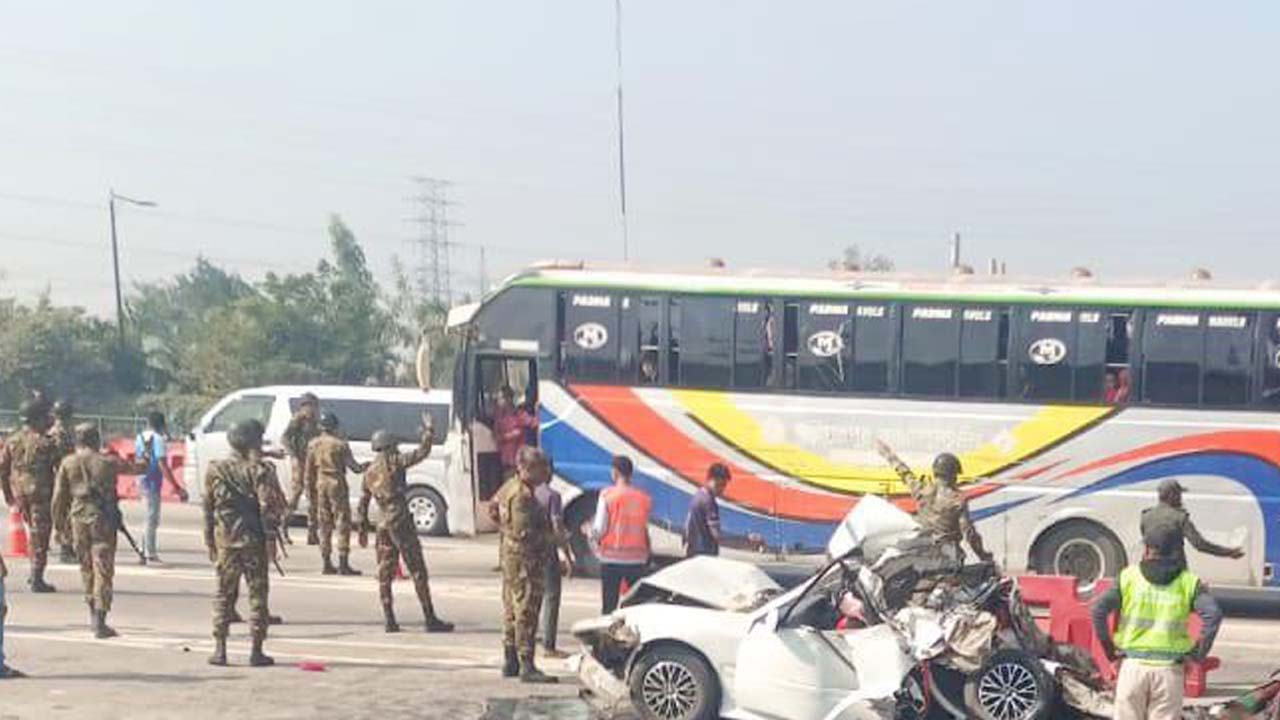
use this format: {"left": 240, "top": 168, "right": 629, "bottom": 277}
{"left": 678, "top": 297, "right": 734, "bottom": 389}
{"left": 1074, "top": 310, "right": 1107, "bottom": 402}
{"left": 959, "top": 307, "right": 1003, "bottom": 398}
{"left": 783, "top": 302, "right": 800, "bottom": 388}
{"left": 1142, "top": 311, "right": 1202, "bottom": 405}
{"left": 852, "top": 304, "right": 893, "bottom": 393}
{"left": 734, "top": 299, "right": 770, "bottom": 389}
{"left": 902, "top": 305, "right": 960, "bottom": 396}
{"left": 669, "top": 298, "right": 682, "bottom": 385}
{"left": 1261, "top": 314, "right": 1280, "bottom": 406}
{"left": 624, "top": 296, "right": 663, "bottom": 385}
{"left": 1017, "top": 308, "right": 1074, "bottom": 401}
{"left": 798, "top": 301, "right": 852, "bottom": 392}
{"left": 564, "top": 292, "right": 619, "bottom": 383}
{"left": 1203, "top": 313, "right": 1253, "bottom": 406}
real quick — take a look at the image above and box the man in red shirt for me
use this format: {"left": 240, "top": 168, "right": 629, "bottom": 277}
{"left": 493, "top": 387, "right": 537, "bottom": 478}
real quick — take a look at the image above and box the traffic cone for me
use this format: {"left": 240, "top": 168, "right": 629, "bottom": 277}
{"left": 395, "top": 561, "right": 406, "bottom": 580}
{"left": 5, "top": 507, "right": 28, "bottom": 558}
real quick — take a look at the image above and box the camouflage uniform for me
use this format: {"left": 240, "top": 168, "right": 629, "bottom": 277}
{"left": 203, "top": 455, "right": 276, "bottom": 649}
{"left": 357, "top": 438, "right": 450, "bottom": 631}
{"left": 885, "top": 456, "right": 991, "bottom": 563}
{"left": 51, "top": 447, "right": 141, "bottom": 622}
{"left": 498, "top": 479, "right": 551, "bottom": 672}
{"left": 283, "top": 410, "right": 320, "bottom": 536}
{"left": 225, "top": 450, "right": 287, "bottom": 623}
{"left": 306, "top": 432, "right": 364, "bottom": 572}
{"left": 48, "top": 416, "right": 77, "bottom": 563}
{"left": 0, "top": 427, "right": 59, "bottom": 589}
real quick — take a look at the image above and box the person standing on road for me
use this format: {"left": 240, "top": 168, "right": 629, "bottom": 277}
{"left": 874, "top": 440, "right": 994, "bottom": 565}
{"left": 135, "top": 412, "right": 188, "bottom": 565}
{"left": 534, "top": 459, "right": 573, "bottom": 659}
{"left": 1092, "top": 524, "right": 1224, "bottom": 720}
{"left": 357, "top": 422, "right": 454, "bottom": 634}
{"left": 590, "top": 455, "right": 652, "bottom": 614}
{"left": 283, "top": 392, "right": 322, "bottom": 545}
{"left": 51, "top": 423, "right": 147, "bottom": 639}
{"left": 497, "top": 446, "right": 558, "bottom": 683}
{"left": 684, "top": 463, "right": 731, "bottom": 558}
{"left": 0, "top": 399, "right": 60, "bottom": 593}
{"left": 306, "top": 412, "right": 368, "bottom": 576}
{"left": 48, "top": 400, "right": 79, "bottom": 564}
{"left": 203, "top": 419, "right": 278, "bottom": 668}
{"left": 1141, "top": 478, "right": 1244, "bottom": 572}
{"left": 225, "top": 440, "right": 288, "bottom": 627}
{"left": 0, "top": 552, "right": 21, "bottom": 678}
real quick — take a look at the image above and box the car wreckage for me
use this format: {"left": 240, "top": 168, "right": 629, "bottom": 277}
{"left": 572, "top": 495, "right": 1118, "bottom": 720}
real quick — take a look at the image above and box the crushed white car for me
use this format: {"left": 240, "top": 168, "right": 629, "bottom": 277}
{"left": 572, "top": 496, "right": 1113, "bottom": 720}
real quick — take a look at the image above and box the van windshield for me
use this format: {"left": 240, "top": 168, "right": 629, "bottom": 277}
{"left": 289, "top": 397, "right": 449, "bottom": 445}
{"left": 206, "top": 395, "right": 274, "bottom": 434}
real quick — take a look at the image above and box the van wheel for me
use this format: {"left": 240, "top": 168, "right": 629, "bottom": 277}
{"left": 564, "top": 493, "right": 601, "bottom": 579}
{"left": 406, "top": 486, "right": 448, "bottom": 536}
{"left": 1032, "top": 521, "right": 1125, "bottom": 593}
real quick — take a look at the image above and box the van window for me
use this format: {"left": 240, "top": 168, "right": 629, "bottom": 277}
{"left": 317, "top": 399, "right": 447, "bottom": 445}
{"left": 206, "top": 395, "right": 274, "bottom": 434}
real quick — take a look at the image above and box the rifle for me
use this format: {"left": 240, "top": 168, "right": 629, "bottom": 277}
{"left": 91, "top": 488, "right": 147, "bottom": 565}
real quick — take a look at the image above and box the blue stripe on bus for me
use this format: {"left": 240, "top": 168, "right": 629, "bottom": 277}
{"left": 1050, "top": 452, "right": 1280, "bottom": 587}
{"left": 539, "top": 408, "right": 837, "bottom": 553}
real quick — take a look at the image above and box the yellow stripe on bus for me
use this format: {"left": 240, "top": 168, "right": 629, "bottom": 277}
{"left": 671, "top": 390, "right": 1110, "bottom": 495}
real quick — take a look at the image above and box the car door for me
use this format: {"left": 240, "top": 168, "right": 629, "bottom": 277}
{"left": 733, "top": 620, "right": 862, "bottom": 719}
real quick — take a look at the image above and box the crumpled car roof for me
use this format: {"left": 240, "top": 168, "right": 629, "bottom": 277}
{"left": 624, "top": 556, "right": 781, "bottom": 611}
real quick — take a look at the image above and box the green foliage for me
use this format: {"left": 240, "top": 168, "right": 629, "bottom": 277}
{"left": 829, "top": 245, "right": 895, "bottom": 273}
{"left": 1, "top": 215, "right": 442, "bottom": 430}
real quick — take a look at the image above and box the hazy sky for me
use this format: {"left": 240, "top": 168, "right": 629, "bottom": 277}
{"left": 2, "top": 2, "right": 1278, "bottom": 315}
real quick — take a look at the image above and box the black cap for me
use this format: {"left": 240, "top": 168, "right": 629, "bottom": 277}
{"left": 1143, "top": 522, "right": 1182, "bottom": 557}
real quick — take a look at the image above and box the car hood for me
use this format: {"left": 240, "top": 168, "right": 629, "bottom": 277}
{"left": 827, "top": 494, "right": 921, "bottom": 559}
{"left": 623, "top": 556, "right": 781, "bottom": 611}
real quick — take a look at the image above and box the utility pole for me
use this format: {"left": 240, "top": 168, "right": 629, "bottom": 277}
{"left": 614, "top": 0, "right": 629, "bottom": 262}
{"left": 107, "top": 189, "right": 157, "bottom": 343}
{"left": 478, "top": 244, "right": 488, "bottom": 298}
{"left": 407, "top": 177, "right": 457, "bottom": 307}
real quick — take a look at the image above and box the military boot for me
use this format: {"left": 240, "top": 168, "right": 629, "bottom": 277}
{"left": 337, "top": 553, "right": 362, "bottom": 576}
{"left": 518, "top": 656, "right": 559, "bottom": 684}
{"left": 28, "top": 569, "right": 56, "bottom": 594}
{"left": 501, "top": 645, "right": 519, "bottom": 678}
{"left": 94, "top": 610, "right": 118, "bottom": 640}
{"left": 248, "top": 635, "right": 274, "bottom": 667}
{"left": 208, "top": 636, "right": 228, "bottom": 666}
{"left": 420, "top": 591, "right": 453, "bottom": 632}
{"left": 306, "top": 526, "right": 319, "bottom": 546}
{"left": 382, "top": 603, "right": 400, "bottom": 633}
{"left": 268, "top": 614, "right": 284, "bottom": 626}
{"left": 321, "top": 554, "right": 338, "bottom": 575}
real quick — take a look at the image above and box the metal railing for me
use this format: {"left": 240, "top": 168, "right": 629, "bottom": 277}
{"left": 0, "top": 410, "right": 149, "bottom": 440}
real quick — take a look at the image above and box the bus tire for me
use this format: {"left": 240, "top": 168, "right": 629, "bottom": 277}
{"left": 1031, "top": 520, "right": 1125, "bottom": 592}
{"left": 565, "top": 492, "right": 602, "bottom": 579}
{"left": 405, "top": 485, "right": 449, "bottom": 537}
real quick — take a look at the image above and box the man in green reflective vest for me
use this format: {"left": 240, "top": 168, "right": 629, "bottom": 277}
{"left": 1092, "top": 523, "right": 1223, "bottom": 720}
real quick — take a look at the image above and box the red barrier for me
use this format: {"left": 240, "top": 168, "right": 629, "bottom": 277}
{"left": 106, "top": 438, "right": 187, "bottom": 501}
{"left": 1017, "top": 574, "right": 1218, "bottom": 698}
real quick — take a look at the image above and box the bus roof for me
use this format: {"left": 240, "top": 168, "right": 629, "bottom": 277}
{"left": 502, "top": 262, "right": 1280, "bottom": 310}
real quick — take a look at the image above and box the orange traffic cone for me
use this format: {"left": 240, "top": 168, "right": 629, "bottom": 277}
{"left": 395, "top": 561, "right": 406, "bottom": 580}
{"left": 5, "top": 507, "right": 28, "bottom": 558}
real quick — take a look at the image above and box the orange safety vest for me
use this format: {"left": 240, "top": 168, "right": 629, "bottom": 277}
{"left": 599, "top": 485, "right": 652, "bottom": 564}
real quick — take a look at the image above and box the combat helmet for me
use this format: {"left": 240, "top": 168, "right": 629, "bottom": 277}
{"left": 932, "top": 452, "right": 962, "bottom": 483}
{"left": 227, "top": 419, "right": 266, "bottom": 453}
{"left": 370, "top": 430, "right": 399, "bottom": 452}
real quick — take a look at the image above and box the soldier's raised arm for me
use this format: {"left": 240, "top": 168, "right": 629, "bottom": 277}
{"left": 874, "top": 439, "right": 925, "bottom": 497}
{"left": 395, "top": 418, "right": 436, "bottom": 471}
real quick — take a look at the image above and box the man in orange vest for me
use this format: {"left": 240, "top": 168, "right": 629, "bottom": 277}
{"left": 590, "top": 455, "right": 652, "bottom": 614}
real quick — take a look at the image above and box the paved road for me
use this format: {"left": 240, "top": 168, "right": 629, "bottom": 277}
{"left": 1, "top": 503, "right": 1277, "bottom": 718}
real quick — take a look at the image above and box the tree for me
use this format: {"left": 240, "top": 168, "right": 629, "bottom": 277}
{"left": 828, "top": 245, "right": 894, "bottom": 273}
{"left": 0, "top": 294, "right": 118, "bottom": 408}
{"left": 387, "top": 256, "right": 459, "bottom": 389}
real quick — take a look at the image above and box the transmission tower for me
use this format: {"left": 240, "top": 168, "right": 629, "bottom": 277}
{"left": 407, "top": 177, "right": 455, "bottom": 306}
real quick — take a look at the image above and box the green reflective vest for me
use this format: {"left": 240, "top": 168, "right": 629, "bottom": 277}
{"left": 1113, "top": 565, "right": 1197, "bottom": 664}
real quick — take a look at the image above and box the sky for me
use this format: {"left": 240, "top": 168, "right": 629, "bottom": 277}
{"left": 2, "top": 1, "right": 1278, "bottom": 315}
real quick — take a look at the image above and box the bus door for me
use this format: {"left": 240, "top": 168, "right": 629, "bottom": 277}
{"left": 469, "top": 352, "right": 538, "bottom": 532}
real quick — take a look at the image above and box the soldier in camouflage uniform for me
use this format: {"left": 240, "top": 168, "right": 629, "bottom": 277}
{"left": 875, "top": 440, "right": 994, "bottom": 564}
{"left": 306, "top": 412, "right": 367, "bottom": 575}
{"left": 0, "top": 399, "right": 60, "bottom": 592}
{"left": 48, "top": 400, "right": 78, "bottom": 564}
{"left": 497, "top": 446, "right": 557, "bottom": 684}
{"left": 356, "top": 422, "right": 453, "bottom": 634}
{"left": 204, "top": 419, "right": 277, "bottom": 667}
{"left": 225, "top": 443, "right": 287, "bottom": 626}
{"left": 283, "top": 392, "right": 321, "bottom": 545}
{"left": 51, "top": 423, "right": 147, "bottom": 638}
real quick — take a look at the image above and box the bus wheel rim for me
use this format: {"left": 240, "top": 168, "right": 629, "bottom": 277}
{"left": 1054, "top": 537, "right": 1105, "bottom": 589}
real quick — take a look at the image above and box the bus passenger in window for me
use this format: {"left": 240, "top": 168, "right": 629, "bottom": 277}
{"left": 763, "top": 304, "right": 776, "bottom": 383}
{"left": 1105, "top": 368, "right": 1132, "bottom": 404}
{"left": 494, "top": 387, "right": 537, "bottom": 479}
{"left": 639, "top": 353, "right": 658, "bottom": 384}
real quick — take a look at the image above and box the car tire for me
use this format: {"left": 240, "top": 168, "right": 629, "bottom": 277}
{"left": 962, "top": 649, "right": 1055, "bottom": 720}
{"left": 564, "top": 493, "right": 601, "bottom": 579}
{"left": 1031, "top": 520, "right": 1126, "bottom": 592}
{"left": 629, "top": 645, "right": 721, "bottom": 720}
{"left": 405, "top": 486, "right": 448, "bottom": 537}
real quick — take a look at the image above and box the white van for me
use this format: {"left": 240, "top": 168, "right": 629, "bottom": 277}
{"left": 184, "top": 385, "right": 461, "bottom": 536}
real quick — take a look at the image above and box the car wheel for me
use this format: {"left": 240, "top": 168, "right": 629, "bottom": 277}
{"left": 1032, "top": 520, "right": 1125, "bottom": 592}
{"left": 405, "top": 486, "right": 448, "bottom": 536}
{"left": 629, "top": 645, "right": 720, "bottom": 720}
{"left": 963, "top": 649, "right": 1054, "bottom": 720}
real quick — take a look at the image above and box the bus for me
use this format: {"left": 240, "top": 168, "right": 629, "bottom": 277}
{"left": 441, "top": 262, "right": 1280, "bottom": 590}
